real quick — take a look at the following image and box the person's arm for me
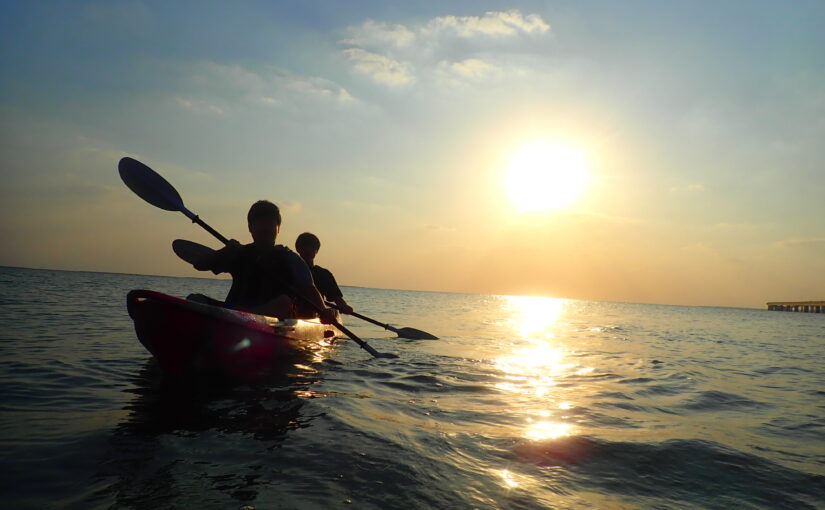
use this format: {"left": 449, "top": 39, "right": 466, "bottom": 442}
{"left": 194, "top": 239, "right": 242, "bottom": 274}
{"left": 330, "top": 296, "right": 353, "bottom": 316}
{"left": 298, "top": 284, "right": 337, "bottom": 324}
{"left": 285, "top": 252, "right": 336, "bottom": 324}
{"left": 313, "top": 267, "right": 353, "bottom": 314}
{"left": 325, "top": 271, "right": 353, "bottom": 314}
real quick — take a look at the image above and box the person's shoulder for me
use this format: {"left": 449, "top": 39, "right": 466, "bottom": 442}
{"left": 274, "top": 244, "right": 300, "bottom": 258}
{"left": 234, "top": 242, "right": 260, "bottom": 260}
{"left": 313, "top": 265, "right": 334, "bottom": 277}
{"left": 275, "top": 245, "right": 310, "bottom": 267}
{"left": 216, "top": 241, "right": 253, "bottom": 260}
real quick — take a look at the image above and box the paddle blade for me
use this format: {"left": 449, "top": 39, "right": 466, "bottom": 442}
{"left": 395, "top": 327, "right": 439, "bottom": 340}
{"left": 119, "top": 157, "right": 185, "bottom": 212}
{"left": 173, "top": 239, "right": 216, "bottom": 265}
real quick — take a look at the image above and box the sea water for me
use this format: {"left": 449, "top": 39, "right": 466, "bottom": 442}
{"left": 0, "top": 266, "right": 823, "bottom": 509}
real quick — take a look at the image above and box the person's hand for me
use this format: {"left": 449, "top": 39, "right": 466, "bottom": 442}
{"left": 226, "top": 239, "right": 242, "bottom": 252}
{"left": 318, "top": 307, "right": 337, "bottom": 324}
{"left": 338, "top": 303, "right": 354, "bottom": 315}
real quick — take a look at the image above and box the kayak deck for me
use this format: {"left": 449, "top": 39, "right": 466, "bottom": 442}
{"left": 126, "top": 289, "right": 338, "bottom": 382}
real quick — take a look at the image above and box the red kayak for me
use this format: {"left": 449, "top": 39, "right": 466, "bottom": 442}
{"left": 126, "top": 290, "right": 339, "bottom": 383}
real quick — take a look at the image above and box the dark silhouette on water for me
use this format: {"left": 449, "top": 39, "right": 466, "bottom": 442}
{"left": 95, "top": 358, "right": 329, "bottom": 507}
{"left": 189, "top": 201, "right": 335, "bottom": 322}
{"left": 118, "top": 156, "right": 396, "bottom": 358}
{"left": 766, "top": 300, "right": 825, "bottom": 313}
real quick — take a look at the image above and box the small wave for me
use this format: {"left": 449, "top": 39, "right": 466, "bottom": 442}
{"left": 634, "top": 376, "right": 696, "bottom": 396}
{"left": 619, "top": 377, "right": 655, "bottom": 384}
{"left": 592, "top": 401, "right": 652, "bottom": 413}
{"left": 677, "top": 390, "right": 770, "bottom": 412}
{"left": 514, "top": 436, "right": 825, "bottom": 508}
{"left": 754, "top": 366, "right": 815, "bottom": 376}
{"left": 760, "top": 417, "right": 825, "bottom": 442}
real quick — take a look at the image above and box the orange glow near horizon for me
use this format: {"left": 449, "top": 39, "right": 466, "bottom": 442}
{"left": 503, "top": 141, "right": 588, "bottom": 212}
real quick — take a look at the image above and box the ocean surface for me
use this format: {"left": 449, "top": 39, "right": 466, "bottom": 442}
{"left": 1, "top": 266, "right": 823, "bottom": 510}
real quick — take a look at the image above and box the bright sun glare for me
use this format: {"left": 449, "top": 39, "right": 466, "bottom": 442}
{"left": 504, "top": 141, "right": 587, "bottom": 212}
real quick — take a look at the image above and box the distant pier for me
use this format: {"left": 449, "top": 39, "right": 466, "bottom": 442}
{"left": 767, "top": 301, "right": 825, "bottom": 313}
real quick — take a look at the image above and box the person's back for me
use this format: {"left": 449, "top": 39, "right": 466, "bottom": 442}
{"left": 209, "top": 243, "right": 295, "bottom": 312}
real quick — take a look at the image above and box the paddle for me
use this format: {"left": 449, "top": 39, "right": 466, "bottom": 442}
{"left": 329, "top": 306, "right": 438, "bottom": 340}
{"left": 174, "top": 238, "right": 438, "bottom": 340}
{"left": 118, "top": 157, "right": 397, "bottom": 359}
{"left": 172, "top": 239, "right": 215, "bottom": 266}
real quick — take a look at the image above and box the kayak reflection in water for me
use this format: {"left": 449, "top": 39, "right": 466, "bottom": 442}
{"left": 295, "top": 232, "right": 354, "bottom": 316}
{"left": 191, "top": 200, "right": 336, "bottom": 323}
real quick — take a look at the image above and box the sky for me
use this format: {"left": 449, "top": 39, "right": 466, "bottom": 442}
{"left": 1, "top": 1, "right": 824, "bottom": 308}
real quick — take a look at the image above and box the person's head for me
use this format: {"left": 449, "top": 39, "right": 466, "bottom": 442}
{"left": 295, "top": 232, "right": 320, "bottom": 265}
{"left": 247, "top": 200, "right": 281, "bottom": 246}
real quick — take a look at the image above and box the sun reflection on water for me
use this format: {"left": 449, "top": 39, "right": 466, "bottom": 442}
{"left": 498, "top": 469, "right": 519, "bottom": 488}
{"left": 495, "top": 296, "right": 572, "bottom": 397}
{"left": 495, "top": 295, "right": 580, "bottom": 442}
{"left": 524, "top": 421, "right": 574, "bottom": 441}
{"left": 504, "top": 295, "right": 566, "bottom": 339}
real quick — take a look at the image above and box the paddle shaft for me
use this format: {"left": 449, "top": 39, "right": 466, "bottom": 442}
{"left": 192, "top": 216, "right": 229, "bottom": 245}
{"left": 327, "top": 304, "right": 397, "bottom": 333}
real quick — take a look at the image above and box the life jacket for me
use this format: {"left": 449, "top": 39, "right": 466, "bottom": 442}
{"left": 225, "top": 244, "right": 295, "bottom": 312}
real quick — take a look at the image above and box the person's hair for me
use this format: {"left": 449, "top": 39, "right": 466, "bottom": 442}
{"left": 296, "top": 232, "right": 321, "bottom": 251}
{"left": 247, "top": 200, "right": 281, "bottom": 225}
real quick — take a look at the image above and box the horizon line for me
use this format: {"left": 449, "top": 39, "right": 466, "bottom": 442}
{"left": 0, "top": 264, "right": 771, "bottom": 311}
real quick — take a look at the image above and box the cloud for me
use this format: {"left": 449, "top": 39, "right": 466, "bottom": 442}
{"left": 268, "top": 72, "right": 359, "bottom": 104}
{"left": 175, "top": 97, "right": 225, "bottom": 115}
{"left": 423, "top": 10, "right": 550, "bottom": 38}
{"left": 278, "top": 200, "right": 303, "bottom": 214}
{"left": 339, "top": 9, "right": 550, "bottom": 88}
{"left": 775, "top": 237, "right": 825, "bottom": 250}
{"left": 341, "top": 19, "right": 416, "bottom": 49}
{"left": 176, "top": 61, "right": 358, "bottom": 113}
{"left": 437, "top": 58, "right": 501, "bottom": 82}
{"left": 342, "top": 48, "right": 415, "bottom": 86}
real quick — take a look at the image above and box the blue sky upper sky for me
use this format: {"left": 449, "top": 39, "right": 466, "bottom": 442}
{"left": 2, "top": 1, "right": 823, "bottom": 307}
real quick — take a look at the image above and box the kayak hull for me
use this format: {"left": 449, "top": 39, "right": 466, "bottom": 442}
{"left": 126, "top": 289, "right": 338, "bottom": 383}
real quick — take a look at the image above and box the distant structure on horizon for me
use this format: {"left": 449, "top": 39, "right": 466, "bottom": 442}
{"left": 766, "top": 301, "right": 825, "bottom": 313}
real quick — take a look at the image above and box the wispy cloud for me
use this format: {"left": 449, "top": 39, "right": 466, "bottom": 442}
{"left": 278, "top": 200, "right": 303, "bottom": 214}
{"left": 342, "top": 48, "right": 415, "bottom": 86}
{"left": 340, "top": 9, "right": 550, "bottom": 88}
{"left": 176, "top": 61, "right": 358, "bottom": 113}
{"left": 175, "top": 97, "right": 225, "bottom": 115}
{"left": 775, "top": 237, "right": 825, "bottom": 250}
{"left": 422, "top": 10, "right": 550, "bottom": 38}
{"left": 438, "top": 58, "right": 501, "bottom": 80}
{"left": 340, "top": 19, "right": 416, "bottom": 49}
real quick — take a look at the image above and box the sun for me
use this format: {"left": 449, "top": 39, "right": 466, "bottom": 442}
{"left": 503, "top": 141, "right": 588, "bottom": 212}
